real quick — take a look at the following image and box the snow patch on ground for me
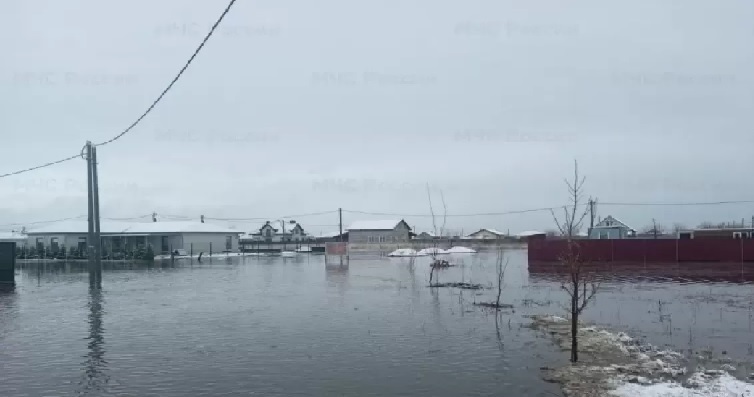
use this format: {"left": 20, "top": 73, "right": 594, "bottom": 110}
{"left": 445, "top": 246, "right": 477, "bottom": 254}
{"left": 610, "top": 372, "right": 754, "bottom": 396}
{"left": 529, "top": 314, "right": 753, "bottom": 396}
{"left": 417, "top": 247, "right": 448, "bottom": 255}
{"left": 387, "top": 248, "right": 427, "bottom": 257}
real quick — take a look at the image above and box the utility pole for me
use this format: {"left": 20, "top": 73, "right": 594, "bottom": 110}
{"left": 85, "top": 142, "right": 99, "bottom": 288}
{"left": 588, "top": 198, "right": 595, "bottom": 235}
{"left": 91, "top": 144, "right": 102, "bottom": 286}
{"left": 338, "top": 208, "right": 343, "bottom": 242}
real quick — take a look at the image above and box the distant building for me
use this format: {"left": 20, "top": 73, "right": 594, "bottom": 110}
{"left": 588, "top": 215, "right": 636, "bottom": 239}
{"left": 242, "top": 221, "right": 308, "bottom": 243}
{"left": 415, "top": 231, "right": 438, "bottom": 239}
{"left": 467, "top": 228, "right": 507, "bottom": 239}
{"left": 346, "top": 220, "right": 413, "bottom": 244}
{"left": 25, "top": 220, "right": 239, "bottom": 255}
{"left": 515, "top": 230, "right": 546, "bottom": 241}
{"left": 679, "top": 228, "right": 754, "bottom": 239}
{"left": 313, "top": 230, "right": 348, "bottom": 242}
{"left": 0, "top": 231, "right": 27, "bottom": 244}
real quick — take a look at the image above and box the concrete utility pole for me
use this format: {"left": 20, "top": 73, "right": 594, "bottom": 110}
{"left": 92, "top": 145, "right": 102, "bottom": 286}
{"left": 85, "top": 141, "right": 102, "bottom": 288}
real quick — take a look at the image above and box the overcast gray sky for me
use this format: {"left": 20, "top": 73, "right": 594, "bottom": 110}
{"left": 1, "top": 0, "right": 753, "bottom": 235}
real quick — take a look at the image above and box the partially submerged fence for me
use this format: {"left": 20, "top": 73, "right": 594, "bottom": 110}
{"left": 528, "top": 238, "right": 754, "bottom": 263}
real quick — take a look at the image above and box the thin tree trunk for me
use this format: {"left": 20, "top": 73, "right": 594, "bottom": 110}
{"left": 571, "top": 291, "right": 579, "bottom": 362}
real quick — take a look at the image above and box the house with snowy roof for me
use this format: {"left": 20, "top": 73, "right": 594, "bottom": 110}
{"left": 588, "top": 215, "right": 636, "bottom": 239}
{"left": 346, "top": 220, "right": 413, "bottom": 244}
{"left": 241, "top": 221, "right": 307, "bottom": 243}
{"left": 25, "top": 219, "right": 239, "bottom": 255}
{"left": 466, "top": 228, "right": 507, "bottom": 239}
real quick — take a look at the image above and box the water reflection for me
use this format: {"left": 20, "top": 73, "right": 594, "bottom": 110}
{"left": 326, "top": 262, "right": 349, "bottom": 299}
{"left": 529, "top": 261, "right": 754, "bottom": 284}
{"left": 78, "top": 287, "right": 109, "bottom": 395}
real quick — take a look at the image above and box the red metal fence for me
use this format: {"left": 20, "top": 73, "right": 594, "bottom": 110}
{"left": 528, "top": 238, "right": 754, "bottom": 263}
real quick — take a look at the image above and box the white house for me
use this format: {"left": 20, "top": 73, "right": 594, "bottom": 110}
{"left": 467, "top": 228, "right": 507, "bottom": 239}
{"left": 588, "top": 215, "right": 636, "bottom": 239}
{"left": 25, "top": 220, "right": 239, "bottom": 255}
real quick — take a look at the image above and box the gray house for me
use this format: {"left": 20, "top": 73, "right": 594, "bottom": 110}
{"left": 588, "top": 215, "right": 636, "bottom": 239}
{"left": 25, "top": 220, "right": 239, "bottom": 255}
{"left": 346, "top": 220, "right": 413, "bottom": 244}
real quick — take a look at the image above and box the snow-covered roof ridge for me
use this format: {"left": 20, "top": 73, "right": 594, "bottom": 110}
{"left": 468, "top": 228, "right": 506, "bottom": 236}
{"left": 517, "top": 230, "right": 545, "bottom": 237}
{"left": 347, "top": 220, "right": 403, "bottom": 231}
{"left": 594, "top": 215, "right": 635, "bottom": 231}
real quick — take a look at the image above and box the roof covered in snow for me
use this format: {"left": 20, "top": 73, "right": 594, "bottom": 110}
{"left": 593, "top": 215, "right": 635, "bottom": 231}
{"left": 317, "top": 230, "right": 347, "bottom": 238}
{"left": 0, "top": 232, "right": 28, "bottom": 242}
{"left": 468, "top": 228, "right": 507, "bottom": 237}
{"left": 26, "top": 220, "right": 238, "bottom": 235}
{"left": 516, "top": 230, "right": 546, "bottom": 237}
{"left": 346, "top": 220, "right": 407, "bottom": 231}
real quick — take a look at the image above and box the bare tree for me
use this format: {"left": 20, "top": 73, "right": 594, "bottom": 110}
{"left": 474, "top": 246, "right": 510, "bottom": 309}
{"left": 549, "top": 160, "right": 599, "bottom": 363}
{"left": 426, "top": 184, "right": 448, "bottom": 285}
{"left": 640, "top": 219, "right": 665, "bottom": 238}
{"left": 494, "top": 246, "right": 509, "bottom": 309}
{"left": 671, "top": 223, "right": 687, "bottom": 233}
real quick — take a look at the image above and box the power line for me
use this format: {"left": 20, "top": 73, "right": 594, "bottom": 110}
{"left": 342, "top": 207, "right": 563, "bottom": 218}
{"left": 0, "top": 154, "right": 80, "bottom": 179}
{"left": 205, "top": 211, "right": 339, "bottom": 222}
{"left": 599, "top": 200, "right": 754, "bottom": 207}
{"left": 0, "top": 215, "right": 86, "bottom": 228}
{"left": 96, "top": 0, "right": 238, "bottom": 147}
{"left": 0, "top": 0, "right": 238, "bottom": 180}
{"left": 343, "top": 199, "right": 754, "bottom": 218}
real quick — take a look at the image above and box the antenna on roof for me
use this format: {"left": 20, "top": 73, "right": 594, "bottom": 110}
{"left": 201, "top": 215, "right": 205, "bottom": 223}
{"left": 152, "top": 212, "right": 157, "bottom": 222}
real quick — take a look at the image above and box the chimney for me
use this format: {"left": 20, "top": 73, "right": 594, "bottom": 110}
{"left": 201, "top": 215, "right": 205, "bottom": 223}
{"left": 152, "top": 212, "right": 157, "bottom": 222}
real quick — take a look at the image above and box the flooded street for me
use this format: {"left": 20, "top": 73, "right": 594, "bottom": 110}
{"left": 1, "top": 251, "right": 752, "bottom": 396}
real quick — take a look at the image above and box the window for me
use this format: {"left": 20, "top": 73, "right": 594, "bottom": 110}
{"left": 226, "top": 236, "right": 232, "bottom": 250}
{"left": 379, "top": 236, "right": 386, "bottom": 243}
{"left": 733, "top": 232, "right": 742, "bottom": 239}
{"left": 36, "top": 237, "right": 44, "bottom": 252}
{"left": 50, "top": 238, "right": 59, "bottom": 253}
{"left": 161, "top": 236, "right": 169, "bottom": 253}
{"left": 265, "top": 228, "right": 272, "bottom": 237}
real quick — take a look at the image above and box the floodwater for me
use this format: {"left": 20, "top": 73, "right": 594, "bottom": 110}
{"left": 1, "top": 251, "right": 752, "bottom": 396}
